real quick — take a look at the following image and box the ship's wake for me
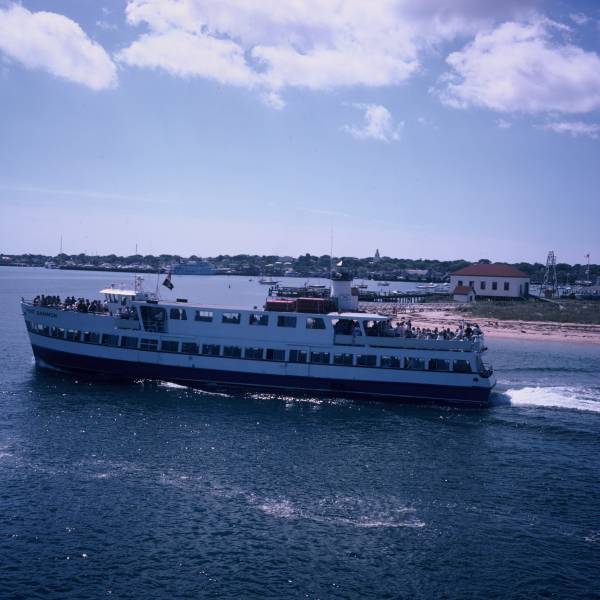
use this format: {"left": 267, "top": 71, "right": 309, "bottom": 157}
{"left": 249, "top": 493, "right": 425, "bottom": 529}
{"left": 497, "top": 386, "right": 600, "bottom": 413}
{"left": 208, "top": 484, "right": 424, "bottom": 529}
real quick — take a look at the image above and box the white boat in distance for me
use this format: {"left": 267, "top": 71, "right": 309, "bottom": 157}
{"left": 169, "top": 260, "right": 215, "bottom": 275}
{"left": 21, "top": 272, "right": 496, "bottom": 405}
{"left": 259, "top": 277, "right": 279, "bottom": 285}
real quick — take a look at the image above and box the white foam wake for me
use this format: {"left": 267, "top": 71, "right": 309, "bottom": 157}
{"left": 157, "top": 381, "right": 231, "bottom": 397}
{"left": 158, "top": 381, "right": 188, "bottom": 390}
{"left": 255, "top": 496, "right": 425, "bottom": 529}
{"left": 505, "top": 386, "right": 600, "bottom": 413}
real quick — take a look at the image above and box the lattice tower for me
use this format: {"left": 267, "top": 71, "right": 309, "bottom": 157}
{"left": 540, "top": 251, "right": 558, "bottom": 298}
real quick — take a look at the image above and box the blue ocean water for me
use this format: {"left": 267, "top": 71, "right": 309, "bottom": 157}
{"left": 1, "top": 268, "right": 599, "bottom": 599}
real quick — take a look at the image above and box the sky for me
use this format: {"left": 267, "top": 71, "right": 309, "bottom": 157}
{"left": 0, "top": 0, "right": 599, "bottom": 264}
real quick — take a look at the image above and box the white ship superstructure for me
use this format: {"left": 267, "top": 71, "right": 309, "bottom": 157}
{"left": 170, "top": 260, "right": 215, "bottom": 275}
{"left": 21, "top": 274, "right": 496, "bottom": 405}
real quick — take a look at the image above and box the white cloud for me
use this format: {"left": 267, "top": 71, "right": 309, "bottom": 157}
{"left": 438, "top": 19, "right": 600, "bottom": 114}
{"left": 496, "top": 118, "right": 512, "bottom": 129}
{"left": 0, "top": 183, "right": 147, "bottom": 203}
{"left": 118, "top": 0, "right": 535, "bottom": 105}
{"left": 0, "top": 4, "right": 116, "bottom": 90}
{"left": 117, "top": 30, "right": 256, "bottom": 86}
{"left": 119, "top": 0, "right": 420, "bottom": 93}
{"left": 569, "top": 13, "right": 589, "bottom": 26}
{"left": 343, "top": 103, "right": 403, "bottom": 142}
{"left": 260, "top": 91, "right": 285, "bottom": 110}
{"left": 540, "top": 121, "right": 600, "bottom": 139}
{"left": 396, "top": 0, "right": 538, "bottom": 41}
{"left": 252, "top": 43, "right": 418, "bottom": 91}
{"left": 96, "top": 20, "right": 117, "bottom": 31}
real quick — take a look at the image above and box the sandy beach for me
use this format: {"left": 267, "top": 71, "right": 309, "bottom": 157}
{"left": 360, "top": 302, "right": 600, "bottom": 345}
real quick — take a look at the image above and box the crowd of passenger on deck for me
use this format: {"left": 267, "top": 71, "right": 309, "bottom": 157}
{"left": 384, "top": 320, "right": 482, "bottom": 341}
{"left": 33, "top": 295, "right": 108, "bottom": 314}
{"left": 336, "top": 318, "right": 482, "bottom": 341}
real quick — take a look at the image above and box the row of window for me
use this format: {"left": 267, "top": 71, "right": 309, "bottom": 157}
{"left": 136, "top": 306, "right": 328, "bottom": 331}
{"left": 27, "top": 321, "right": 473, "bottom": 372}
{"left": 187, "top": 309, "right": 326, "bottom": 329}
{"left": 457, "top": 280, "right": 511, "bottom": 291}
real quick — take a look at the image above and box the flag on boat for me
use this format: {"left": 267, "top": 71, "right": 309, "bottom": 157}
{"left": 162, "top": 272, "right": 174, "bottom": 290}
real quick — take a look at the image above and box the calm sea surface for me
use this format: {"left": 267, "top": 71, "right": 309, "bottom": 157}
{"left": 1, "top": 268, "right": 599, "bottom": 599}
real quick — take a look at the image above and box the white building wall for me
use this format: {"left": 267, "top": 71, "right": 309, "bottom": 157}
{"left": 453, "top": 291, "right": 475, "bottom": 303}
{"left": 449, "top": 275, "right": 530, "bottom": 298}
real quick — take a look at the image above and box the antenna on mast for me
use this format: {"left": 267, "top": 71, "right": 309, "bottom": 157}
{"left": 134, "top": 243, "right": 138, "bottom": 290}
{"left": 329, "top": 224, "right": 334, "bottom": 275}
{"left": 155, "top": 260, "right": 161, "bottom": 296}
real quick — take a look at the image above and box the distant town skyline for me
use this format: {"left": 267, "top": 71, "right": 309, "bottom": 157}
{"left": 1, "top": 0, "right": 599, "bottom": 264}
{"left": 2, "top": 248, "right": 597, "bottom": 270}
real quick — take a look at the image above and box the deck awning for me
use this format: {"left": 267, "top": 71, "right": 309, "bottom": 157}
{"left": 100, "top": 288, "right": 136, "bottom": 296}
{"left": 333, "top": 312, "right": 388, "bottom": 320}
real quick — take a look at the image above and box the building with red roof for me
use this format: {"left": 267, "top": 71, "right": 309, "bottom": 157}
{"left": 450, "top": 263, "right": 530, "bottom": 300}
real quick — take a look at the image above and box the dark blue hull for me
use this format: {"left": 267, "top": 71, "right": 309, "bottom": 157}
{"left": 31, "top": 344, "right": 493, "bottom": 406}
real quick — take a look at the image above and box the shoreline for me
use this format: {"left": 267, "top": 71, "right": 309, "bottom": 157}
{"left": 361, "top": 302, "right": 600, "bottom": 345}
{"left": 0, "top": 265, "right": 440, "bottom": 283}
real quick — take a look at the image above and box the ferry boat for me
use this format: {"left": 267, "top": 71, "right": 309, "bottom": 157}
{"left": 20, "top": 272, "right": 496, "bottom": 405}
{"left": 169, "top": 260, "right": 215, "bottom": 275}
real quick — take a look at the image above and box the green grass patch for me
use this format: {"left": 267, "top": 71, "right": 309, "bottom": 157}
{"left": 458, "top": 299, "right": 600, "bottom": 325}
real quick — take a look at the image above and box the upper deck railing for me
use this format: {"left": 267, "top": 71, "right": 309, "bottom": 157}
{"left": 22, "top": 299, "right": 110, "bottom": 315}
{"left": 333, "top": 334, "right": 484, "bottom": 352}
